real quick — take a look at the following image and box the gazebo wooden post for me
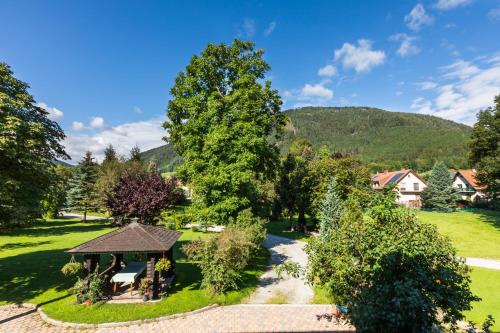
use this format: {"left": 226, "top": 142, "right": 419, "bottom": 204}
{"left": 83, "top": 254, "right": 100, "bottom": 275}
{"left": 146, "top": 253, "right": 160, "bottom": 299}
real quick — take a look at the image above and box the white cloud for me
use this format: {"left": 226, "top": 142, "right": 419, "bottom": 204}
{"left": 435, "top": 0, "right": 472, "bottom": 10}
{"left": 90, "top": 116, "right": 105, "bottom": 128}
{"left": 334, "top": 39, "right": 386, "bottom": 73}
{"left": 36, "top": 102, "right": 63, "bottom": 120}
{"left": 64, "top": 117, "right": 166, "bottom": 162}
{"left": 410, "top": 56, "right": 500, "bottom": 124}
{"left": 318, "top": 65, "right": 337, "bottom": 77}
{"left": 488, "top": 7, "right": 500, "bottom": 21}
{"left": 390, "top": 33, "right": 420, "bottom": 57}
{"left": 405, "top": 4, "right": 434, "bottom": 31}
{"left": 133, "top": 106, "right": 143, "bottom": 114}
{"left": 242, "top": 19, "right": 255, "bottom": 38}
{"left": 72, "top": 121, "right": 84, "bottom": 131}
{"left": 416, "top": 81, "right": 438, "bottom": 90}
{"left": 301, "top": 83, "right": 333, "bottom": 100}
{"left": 264, "top": 21, "right": 276, "bottom": 37}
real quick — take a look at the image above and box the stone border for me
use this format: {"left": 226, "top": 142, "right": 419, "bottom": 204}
{"left": 36, "top": 303, "right": 219, "bottom": 329}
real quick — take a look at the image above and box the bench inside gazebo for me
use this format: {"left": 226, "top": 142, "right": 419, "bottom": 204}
{"left": 66, "top": 222, "right": 182, "bottom": 300}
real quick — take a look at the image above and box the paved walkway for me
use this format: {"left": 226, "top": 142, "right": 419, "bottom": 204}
{"left": 62, "top": 212, "right": 108, "bottom": 221}
{"left": 248, "top": 234, "right": 313, "bottom": 304}
{"left": 0, "top": 304, "right": 353, "bottom": 333}
{"left": 466, "top": 257, "right": 500, "bottom": 270}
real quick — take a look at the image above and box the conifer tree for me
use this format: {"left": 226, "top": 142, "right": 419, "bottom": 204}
{"left": 421, "top": 162, "right": 459, "bottom": 211}
{"left": 319, "top": 178, "right": 343, "bottom": 239}
{"left": 66, "top": 151, "right": 99, "bottom": 222}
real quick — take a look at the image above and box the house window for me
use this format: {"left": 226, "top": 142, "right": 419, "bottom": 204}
{"left": 458, "top": 184, "right": 463, "bottom": 189}
{"left": 413, "top": 183, "right": 419, "bottom": 191}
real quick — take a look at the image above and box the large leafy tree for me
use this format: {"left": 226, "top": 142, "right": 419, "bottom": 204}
{"left": 318, "top": 178, "right": 343, "bottom": 239}
{"left": 164, "top": 40, "right": 285, "bottom": 223}
{"left": 0, "top": 63, "right": 68, "bottom": 227}
{"left": 306, "top": 193, "right": 478, "bottom": 333}
{"left": 421, "top": 161, "right": 460, "bottom": 211}
{"left": 66, "top": 151, "right": 99, "bottom": 222}
{"left": 107, "top": 173, "right": 178, "bottom": 224}
{"left": 468, "top": 95, "right": 500, "bottom": 205}
{"left": 95, "top": 145, "right": 124, "bottom": 211}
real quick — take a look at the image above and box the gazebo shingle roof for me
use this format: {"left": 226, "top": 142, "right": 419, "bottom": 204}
{"left": 66, "top": 223, "right": 182, "bottom": 254}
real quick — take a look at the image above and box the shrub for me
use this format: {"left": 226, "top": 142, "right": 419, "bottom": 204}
{"left": 232, "top": 208, "right": 266, "bottom": 248}
{"left": 138, "top": 277, "right": 151, "bottom": 295}
{"left": 182, "top": 228, "right": 253, "bottom": 294}
{"left": 306, "top": 197, "right": 479, "bottom": 333}
{"left": 107, "top": 173, "right": 179, "bottom": 224}
{"left": 72, "top": 271, "right": 105, "bottom": 304}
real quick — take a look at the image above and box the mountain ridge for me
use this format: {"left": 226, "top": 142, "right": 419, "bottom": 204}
{"left": 141, "top": 106, "right": 472, "bottom": 172}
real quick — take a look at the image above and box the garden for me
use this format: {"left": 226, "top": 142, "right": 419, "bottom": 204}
{"left": 0, "top": 217, "right": 268, "bottom": 323}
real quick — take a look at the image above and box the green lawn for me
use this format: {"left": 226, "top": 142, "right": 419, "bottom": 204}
{"left": 466, "top": 267, "right": 500, "bottom": 331}
{"left": 417, "top": 210, "right": 500, "bottom": 259}
{"left": 0, "top": 218, "right": 268, "bottom": 323}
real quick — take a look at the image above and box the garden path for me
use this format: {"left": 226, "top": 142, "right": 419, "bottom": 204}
{"left": 465, "top": 257, "right": 500, "bottom": 270}
{"left": 247, "top": 234, "right": 313, "bottom": 304}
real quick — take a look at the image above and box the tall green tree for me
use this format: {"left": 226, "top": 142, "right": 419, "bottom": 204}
{"left": 66, "top": 151, "right": 99, "bottom": 222}
{"left": 468, "top": 95, "right": 500, "bottom": 205}
{"left": 421, "top": 162, "right": 459, "bottom": 211}
{"left": 95, "top": 145, "right": 123, "bottom": 211}
{"left": 0, "top": 62, "right": 68, "bottom": 227}
{"left": 164, "top": 40, "right": 285, "bottom": 223}
{"left": 318, "top": 178, "right": 343, "bottom": 239}
{"left": 40, "top": 165, "right": 72, "bottom": 219}
{"left": 129, "top": 145, "right": 142, "bottom": 162}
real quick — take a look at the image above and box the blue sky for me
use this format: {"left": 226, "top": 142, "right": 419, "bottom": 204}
{"left": 1, "top": 0, "right": 499, "bottom": 161}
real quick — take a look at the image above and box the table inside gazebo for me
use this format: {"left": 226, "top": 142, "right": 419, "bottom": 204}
{"left": 110, "top": 262, "right": 146, "bottom": 295}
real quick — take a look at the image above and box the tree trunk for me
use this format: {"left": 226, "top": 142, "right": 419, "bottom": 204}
{"left": 289, "top": 212, "right": 295, "bottom": 231}
{"left": 297, "top": 210, "right": 306, "bottom": 233}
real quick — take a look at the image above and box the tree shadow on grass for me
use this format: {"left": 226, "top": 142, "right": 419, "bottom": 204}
{"left": 0, "top": 220, "right": 111, "bottom": 238}
{"left": 470, "top": 209, "right": 500, "bottom": 231}
{"left": 0, "top": 241, "right": 52, "bottom": 251}
{"left": 0, "top": 249, "right": 74, "bottom": 305}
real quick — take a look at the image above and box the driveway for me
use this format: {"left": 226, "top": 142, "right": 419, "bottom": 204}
{"left": 247, "top": 234, "right": 313, "bottom": 304}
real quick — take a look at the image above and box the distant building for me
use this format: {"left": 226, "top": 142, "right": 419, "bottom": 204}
{"left": 451, "top": 169, "right": 487, "bottom": 203}
{"left": 372, "top": 169, "right": 427, "bottom": 208}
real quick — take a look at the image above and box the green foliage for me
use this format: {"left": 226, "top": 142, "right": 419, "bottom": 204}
{"left": 164, "top": 40, "right": 285, "bottom": 224}
{"left": 182, "top": 228, "right": 254, "bottom": 294}
{"left": 421, "top": 162, "right": 460, "bottom": 211}
{"left": 306, "top": 197, "right": 479, "bottom": 333}
{"left": 41, "top": 165, "right": 72, "bottom": 219}
{"left": 138, "top": 277, "right": 151, "bottom": 296}
{"left": 155, "top": 258, "right": 172, "bottom": 273}
{"left": 66, "top": 151, "right": 100, "bottom": 221}
{"left": 73, "top": 271, "right": 105, "bottom": 304}
{"left": 61, "top": 262, "right": 83, "bottom": 277}
{"left": 144, "top": 106, "right": 472, "bottom": 173}
{"left": 232, "top": 208, "right": 267, "bottom": 248}
{"left": 318, "top": 178, "right": 343, "bottom": 238}
{"left": 274, "top": 260, "right": 303, "bottom": 279}
{"left": 0, "top": 62, "right": 68, "bottom": 227}
{"left": 468, "top": 95, "right": 500, "bottom": 206}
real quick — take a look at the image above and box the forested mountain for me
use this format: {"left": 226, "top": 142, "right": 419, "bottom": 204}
{"left": 141, "top": 107, "right": 472, "bottom": 172}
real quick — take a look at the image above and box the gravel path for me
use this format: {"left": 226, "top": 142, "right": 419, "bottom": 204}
{"left": 466, "top": 257, "right": 500, "bottom": 270}
{"left": 61, "top": 212, "right": 108, "bottom": 221}
{"left": 247, "top": 234, "right": 313, "bottom": 304}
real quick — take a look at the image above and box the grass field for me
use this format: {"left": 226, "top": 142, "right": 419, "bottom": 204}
{"left": 417, "top": 210, "right": 500, "bottom": 259}
{"left": 0, "top": 218, "right": 268, "bottom": 323}
{"left": 266, "top": 218, "right": 312, "bottom": 242}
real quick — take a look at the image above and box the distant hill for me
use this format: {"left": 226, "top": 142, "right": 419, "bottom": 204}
{"left": 140, "top": 107, "right": 472, "bottom": 172}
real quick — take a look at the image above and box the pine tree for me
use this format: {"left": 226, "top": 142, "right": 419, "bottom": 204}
{"left": 421, "top": 162, "right": 460, "bottom": 211}
{"left": 102, "top": 144, "right": 118, "bottom": 165}
{"left": 129, "top": 145, "right": 141, "bottom": 162}
{"left": 66, "top": 151, "right": 99, "bottom": 222}
{"left": 319, "top": 178, "right": 343, "bottom": 239}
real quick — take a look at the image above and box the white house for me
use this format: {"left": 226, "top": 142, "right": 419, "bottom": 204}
{"left": 372, "top": 169, "right": 427, "bottom": 208}
{"left": 452, "top": 169, "right": 487, "bottom": 202}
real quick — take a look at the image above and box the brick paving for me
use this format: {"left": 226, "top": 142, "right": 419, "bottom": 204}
{"left": 0, "top": 304, "right": 354, "bottom": 333}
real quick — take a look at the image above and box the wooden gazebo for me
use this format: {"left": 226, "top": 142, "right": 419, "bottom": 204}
{"left": 66, "top": 222, "right": 182, "bottom": 299}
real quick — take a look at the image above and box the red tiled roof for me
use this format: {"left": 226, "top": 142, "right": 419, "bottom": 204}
{"left": 66, "top": 223, "right": 182, "bottom": 254}
{"left": 371, "top": 169, "right": 410, "bottom": 190}
{"left": 457, "top": 169, "right": 486, "bottom": 190}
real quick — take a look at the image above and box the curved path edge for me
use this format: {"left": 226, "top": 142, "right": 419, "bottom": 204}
{"left": 36, "top": 303, "right": 219, "bottom": 328}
